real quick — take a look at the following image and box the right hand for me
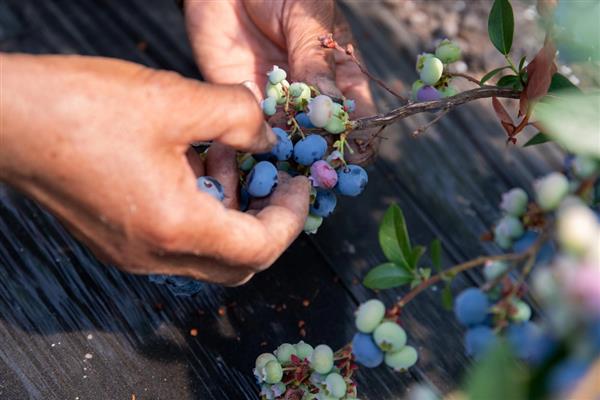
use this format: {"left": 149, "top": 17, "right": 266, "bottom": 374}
{"left": 0, "top": 54, "right": 310, "bottom": 285}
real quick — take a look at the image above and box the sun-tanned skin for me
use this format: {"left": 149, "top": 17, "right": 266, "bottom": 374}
{"left": 0, "top": 0, "right": 376, "bottom": 286}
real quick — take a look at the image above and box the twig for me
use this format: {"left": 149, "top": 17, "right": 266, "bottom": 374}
{"left": 320, "top": 34, "right": 408, "bottom": 103}
{"left": 351, "top": 86, "right": 520, "bottom": 131}
{"left": 448, "top": 72, "right": 485, "bottom": 86}
{"left": 411, "top": 108, "right": 450, "bottom": 137}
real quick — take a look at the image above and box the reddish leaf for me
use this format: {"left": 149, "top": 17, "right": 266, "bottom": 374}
{"left": 290, "top": 354, "right": 302, "bottom": 365}
{"left": 492, "top": 97, "right": 516, "bottom": 137}
{"left": 525, "top": 39, "right": 557, "bottom": 103}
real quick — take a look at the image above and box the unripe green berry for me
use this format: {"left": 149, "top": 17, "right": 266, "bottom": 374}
{"left": 266, "top": 82, "right": 285, "bottom": 105}
{"left": 290, "top": 82, "right": 312, "bottom": 111}
{"left": 254, "top": 352, "right": 277, "bottom": 381}
{"left": 440, "top": 85, "right": 458, "bottom": 98}
{"left": 494, "top": 231, "right": 512, "bottom": 249}
{"left": 500, "top": 188, "right": 529, "bottom": 217}
{"left": 323, "top": 102, "right": 348, "bottom": 134}
{"left": 511, "top": 300, "right": 532, "bottom": 323}
{"left": 304, "top": 214, "right": 324, "bottom": 234}
{"left": 483, "top": 260, "right": 509, "bottom": 282}
{"left": 573, "top": 155, "right": 599, "bottom": 178}
{"left": 411, "top": 80, "right": 425, "bottom": 100}
{"left": 495, "top": 215, "right": 524, "bottom": 239}
{"left": 416, "top": 53, "right": 435, "bottom": 72}
{"left": 263, "top": 360, "right": 283, "bottom": 384}
{"left": 325, "top": 372, "right": 347, "bottom": 398}
{"left": 384, "top": 345, "right": 418, "bottom": 371}
{"left": 355, "top": 299, "right": 386, "bottom": 333}
{"left": 435, "top": 39, "right": 461, "bottom": 63}
{"left": 534, "top": 172, "right": 569, "bottom": 211}
{"left": 275, "top": 343, "right": 297, "bottom": 364}
{"left": 295, "top": 341, "right": 314, "bottom": 361}
{"left": 310, "top": 344, "right": 334, "bottom": 374}
{"left": 261, "top": 96, "right": 277, "bottom": 116}
{"left": 419, "top": 56, "right": 444, "bottom": 85}
{"left": 557, "top": 203, "right": 599, "bottom": 255}
{"left": 373, "top": 321, "right": 407, "bottom": 352}
{"left": 267, "top": 65, "right": 287, "bottom": 85}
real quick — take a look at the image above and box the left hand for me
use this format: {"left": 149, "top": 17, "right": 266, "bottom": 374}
{"left": 185, "top": 0, "right": 379, "bottom": 164}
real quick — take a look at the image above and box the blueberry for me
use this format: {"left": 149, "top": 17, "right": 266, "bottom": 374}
{"left": 263, "top": 360, "right": 283, "bottom": 384}
{"left": 325, "top": 372, "right": 346, "bottom": 398}
{"left": 500, "top": 187, "right": 528, "bottom": 217}
{"left": 495, "top": 215, "right": 524, "bottom": 239}
{"left": 416, "top": 86, "right": 441, "bottom": 102}
{"left": 435, "top": 39, "right": 461, "bottom": 63}
{"left": 547, "top": 359, "right": 590, "bottom": 394}
{"left": 261, "top": 96, "right": 277, "bottom": 116}
{"left": 411, "top": 80, "right": 425, "bottom": 100}
{"left": 197, "top": 176, "right": 225, "bottom": 201}
{"left": 304, "top": 214, "right": 323, "bottom": 235}
{"left": 310, "top": 344, "right": 334, "bottom": 374}
{"left": 439, "top": 85, "right": 458, "bottom": 98}
{"left": 510, "top": 300, "right": 532, "bottom": 323}
{"left": 419, "top": 56, "right": 444, "bottom": 85}
{"left": 506, "top": 321, "right": 542, "bottom": 361}
{"left": 384, "top": 346, "right": 418, "bottom": 371}
{"left": 269, "top": 127, "right": 293, "bottom": 161}
{"left": 310, "top": 160, "right": 338, "bottom": 189}
{"left": 148, "top": 275, "right": 205, "bottom": 296}
{"left": 274, "top": 343, "right": 297, "bottom": 365}
{"left": 247, "top": 161, "right": 278, "bottom": 197}
{"left": 254, "top": 353, "right": 277, "bottom": 382}
{"left": 267, "top": 65, "right": 287, "bottom": 85}
{"left": 310, "top": 189, "right": 337, "bottom": 217}
{"left": 336, "top": 165, "right": 368, "bottom": 197}
{"left": 483, "top": 261, "right": 509, "bottom": 282}
{"left": 295, "top": 112, "right": 315, "bottom": 129}
{"left": 464, "top": 325, "right": 496, "bottom": 358}
{"left": 239, "top": 187, "right": 250, "bottom": 211}
{"left": 307, "top": 95, "right": 334, "bottom": 128}
{"left": 294, "top": 341, "right": 314, "bottom": 361}
{"left": 351, "top": 333, "right": 384, "bottom": 368}
{"left": 355, "top": 299, "right": 386, "bottom": 333}
{"left": 453, "top": 288, "right": 490, "bottom": 326}
{"left": 534, "top": 172, "right": 569, "bottom": 211}
{"left": 512, "top": 230, "right": 556, "bottom": 263}
{"left": 373, "top": 321, "right": 407, "bottom": 352}
{"left": 343, "top": 98, "right": 356, "bottom": 113}
{"left": 293, "top": 134, "right": 328, "bottom": 165}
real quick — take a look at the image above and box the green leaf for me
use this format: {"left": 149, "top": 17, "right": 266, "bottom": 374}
{"left": 466, "top": 341, "right": 526, "bottom": 400}
{"left": 535, "top": 91, "right": 600, "bottom": 158}
{"left": 441, "top": 284, "right": 453, "bottom": 311}
{"left": 548, "top": 73, "right": 581, "bottom": 94}
{"left": 488, "top": 0, "right": 514, "bottom": 55}
{"left": 480, "top": 66, "right": 512, "bottom": 85}
{"left": 408, "top": 245, "right": 426, "bottom": 268}
{"left": 497, "top": 75, "right": 522, "bottom": 90}
{"left": 378, "top": 204, "right": 412, "bottom": 268}
{"left": 517, "top": 56, "right": 526, "bottom": 72}
{"left": 363, "top": 263, "right": 414, "bottom": 290}
{"left": 523, "top": 132, "right": 552, "bottom": 147}
{"left": 419, "top": 268, "right": 431, "bottom": 280}
{"left": 430, "top": 239, "right": 442, "bottom": 272}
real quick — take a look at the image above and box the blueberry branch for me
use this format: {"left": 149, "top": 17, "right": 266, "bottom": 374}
{"left": 350, "top": 86, "right": 520, "bottom": 131}
{"left": 395, "top": 230, "right": 546, "bottom": 309}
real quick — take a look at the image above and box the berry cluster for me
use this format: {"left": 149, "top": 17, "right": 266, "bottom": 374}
{"left": 254, "top": 341, "right": 358, "bottom": 400}
{"left": 251, "top": 65, "right": 369, "bottom": 233}
{"left": 351, "top": 299, "right": 418, "bottom": 371}
{"left": 411, "top": 39, "right": 462, "bottom": 102}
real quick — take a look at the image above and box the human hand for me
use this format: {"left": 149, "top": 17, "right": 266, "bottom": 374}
{"left": 185, "top": 0, "right": 379, "bottom": 163}
{"left": 0, "top": 54, "right": 310, "bottom": 285}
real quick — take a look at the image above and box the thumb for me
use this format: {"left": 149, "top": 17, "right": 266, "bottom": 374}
{"left": 282, "top": 1, "right": 341, "bottom": 98}
{"left": 168, "top": 79, "right": 276, "bottom": 154}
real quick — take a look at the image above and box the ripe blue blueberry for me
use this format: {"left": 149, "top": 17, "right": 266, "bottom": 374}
{"left": 295, "top": 112, "right": 315, "bottom": 128}
{"left": 310, "top": 189, "right": 337, "bottom": 218}
{"left": 336, "top": 165, "right": 368, "bottom": 197}
{"left": 453, "top": 288, "right": 490, "bottom": 326}
{"left": 293, "top": 135, "right": 328, "bottom": 166}
{"left": 464, "top": 325, "right": 496, "bottom": 358}
{"left": 149, "top": 275, "right": 206, "bottom": 296}
{"left": 355, "top": 299, "right": 386, "bottom": 333}
{"left": 310, "top": 344, "right": 334, "bottom": 374}
{"left": 247, "top": 161, "right": 278, "bottom": 197}
{"left": 373, "top": 321, "right": 407, "bottom": 352}
{"left": 411, "top": 80, "right": 425, "bottom": 100}
{"left": 269, "top": 127, "right": 293, "bottom": 161}
{"left": 197, "top": 176, "right": 225, "bottom": 202}
{"left": 384, "top": 346, "right": 418, "bottom": 371}
{"left": 351, "top": 333, "right": 384, "bottom": 368}
{"left": 512, "top": 230, "right": 556, "bottom": 263}
{"left": 507, "top": 321, "right": 542, "bottom": 361}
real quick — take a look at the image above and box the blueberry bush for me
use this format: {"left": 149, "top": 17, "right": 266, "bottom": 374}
{"left": 150, "top": 0, "right": 599, "bottom": 397}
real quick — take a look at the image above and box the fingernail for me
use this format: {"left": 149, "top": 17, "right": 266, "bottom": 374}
{"left": 241, "top": 80, "right": 263, "bottom": 102}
